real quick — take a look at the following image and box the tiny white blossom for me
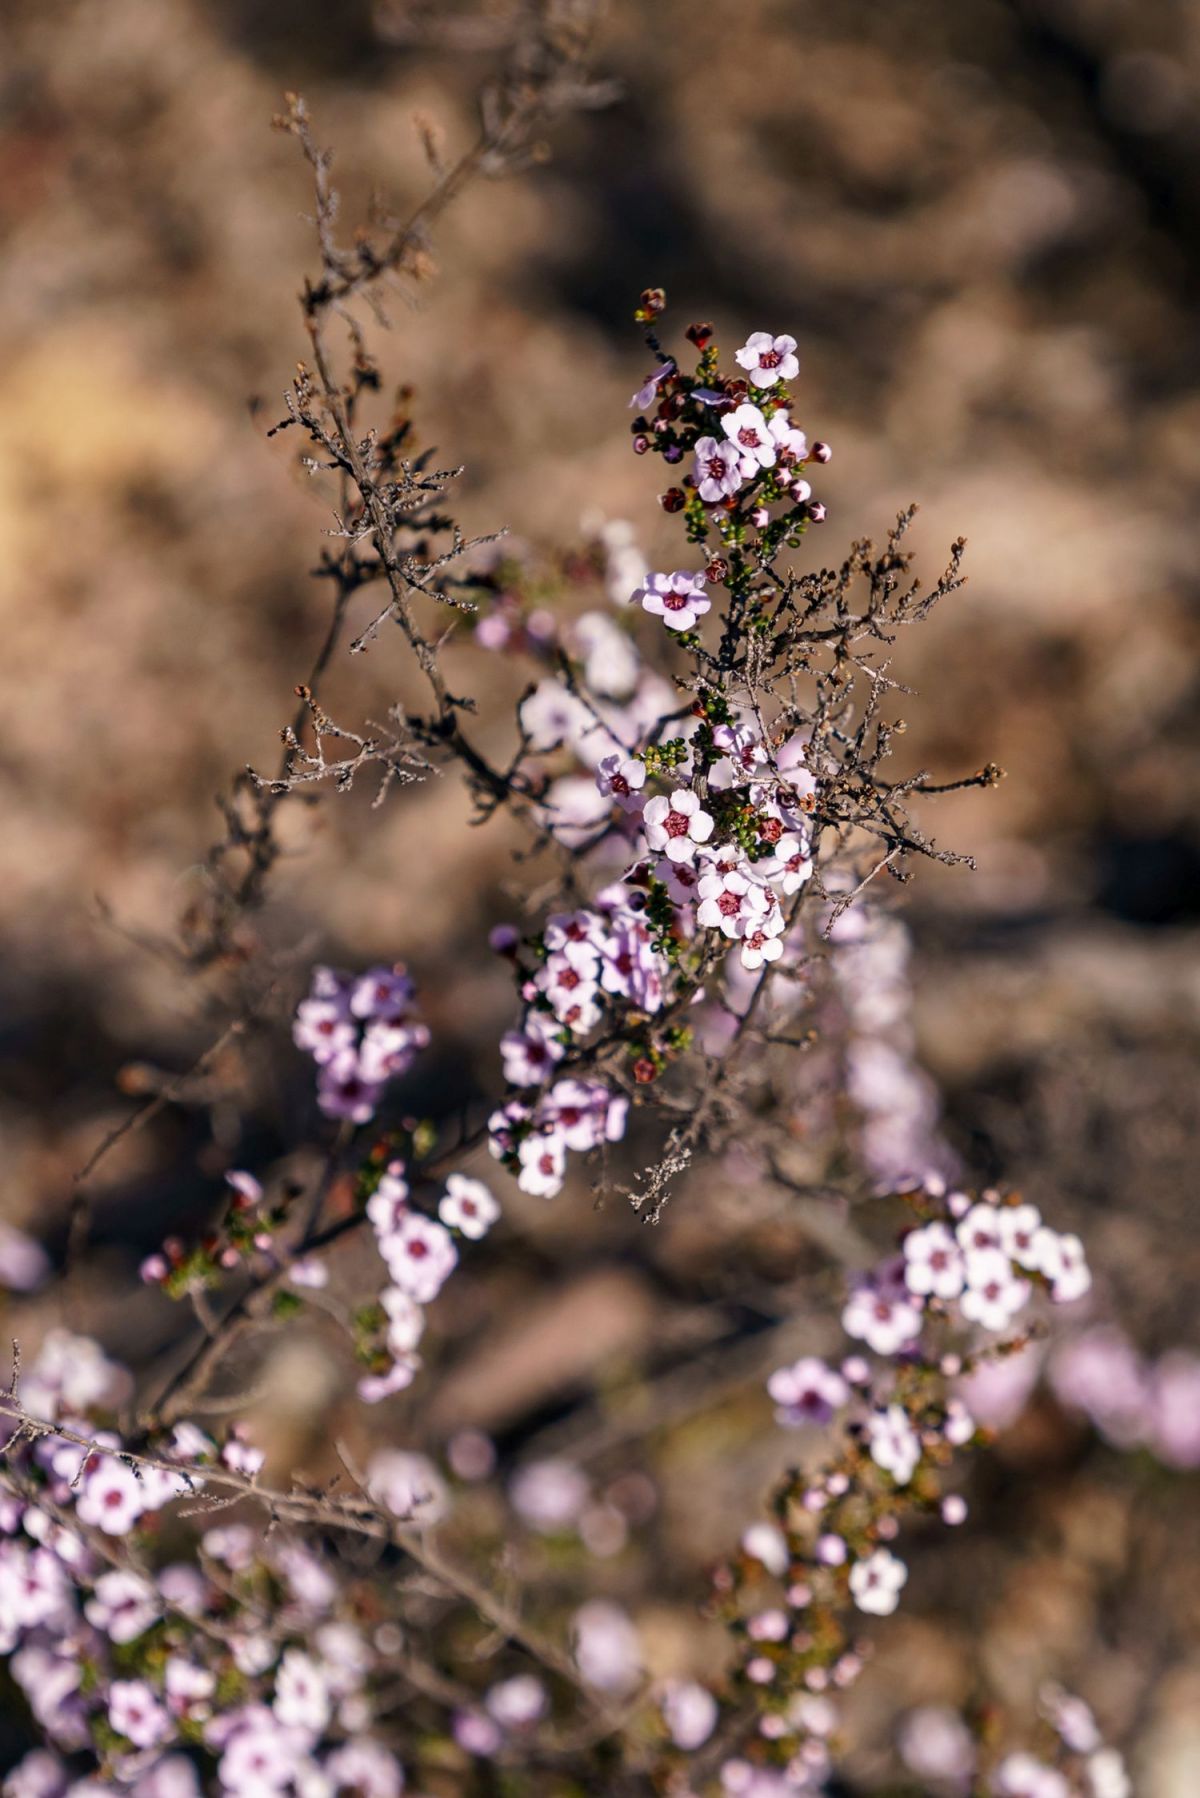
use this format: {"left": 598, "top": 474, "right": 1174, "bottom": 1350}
{"left": 849, "top": 1548, "right": 907, "bottom": 1616}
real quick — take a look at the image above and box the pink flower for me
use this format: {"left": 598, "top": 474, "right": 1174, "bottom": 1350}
{"left": 629, "top": 359, "right": 674, "bottom": 410}
{"left": 350, "top": 965, "right": 416, "bottom": 1020}
{"left": 543, "top": 1078, "right": 627, "bottom": 1151}
{"left": 767, "top": 1357, "right": 848, "bottom": 1426}
{"left": 517, "top": 1131, "right": 567, "bottom": 1198}
{"left": 379, "top": 1214, "right": 458, "bottom": 1304}
{"left": 659, "top": 1679, "right": 717, "bottom": 1750}
{"left": 485, "top": 1674, "right": 547, "bottom": 1730}
{"left": 767, "top": 411, "right": 808, "bottom": 469}
{"left": 316, "top": 1050, "right": 383, "bottom": 1124}
{"left": 903, "top": 1222, "right": 965, "bottom": 1300}
{"left": 272, "top": 1649, "right": 330, "bottom": 1733}
{"left": 842, "top": 1270, "right": 923, "bottom": 1357}
{"left": 642, "top": 789, "right": 715, "bottom": 862}
{"left": 500, "top": 1013, "right": 566, "bottom": 1086}
{"left": 84, "top": 1570, "right": 160, "bottom": 1644}
{"left": 108, "top": 1679, "right": 171, "bottom": 1750}
{"left": 734, "top": 331, "right": 800, "bottom": 388}
{"left": 759, "top": 831, "right": 813, "bottom": 894}
{"left": 693, "top": 435, "right": 744, "bottom": 503}
{"left": 634, "top": 570, "right": 712, "bottom": 633}
{"left": 739, "top": 908, "right": 785, "bottom": 971}
{"left": 848, "top": 1547, "right": 907, "bottom": 1616}
{"left": 438, "top": 1175, "right": 500, "bottom": 1240}
{"left": 75, "top": 1459, "right": 146, "bottom": 1536}
{"left": 293, "top": 990, "right": 356, "bottom": 1065}
{"left": 596, "top": 753, "right": 646, "bottom": 812}
{"left": 721, "top": 403, "right": 776, "bottom": 474}
{"left": 367, "top": 1449, "right": 448, "bottom": 1525}
{"left": 960, "top": 1248, "right": 1030, "bottom": 1332}
{"left": 867, "top": 1405, "right": 921, "bottom": 1484}
{"left": 696, "top": 862, "right": 769, "bottom": 940}
{"left": 324, "top": 1742, "right": 404, "bottom": 1798}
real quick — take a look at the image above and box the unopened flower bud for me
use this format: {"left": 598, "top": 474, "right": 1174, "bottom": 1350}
{"left": 639, "top": 286, "right": 667, "bottom": 315}
{"left": 663, "top": 442, "right": 683, "bottom": 463}
{"left": 941, "top": 1495, "right": 968, "bottom": 1526}
{"left": 660, "top": 487, "right": 686, "bottom": 513}
{"left": 632, "top": 435, "right": 650, "bottom": 455}
{"left": 488, "top": 923, "right": 519, "bottom": 956}
{"left": 686, "top": 321, "right": 715, "bottom": 349}
{"left": 633, "top": 1058, "right": 657, "bottom": 1085}
{"left": 751, "top": 505, "right": 769, "bottom": 528}
{"left": 811, "top": 440, "right": 832, "bottom": 463}
{"left": 807, "top": 501, "right": 828, "bottom": 524}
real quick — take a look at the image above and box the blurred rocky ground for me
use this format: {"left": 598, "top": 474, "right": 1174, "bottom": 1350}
{"left": 0, "top": 0, "right": 1198, "bottom": 1788}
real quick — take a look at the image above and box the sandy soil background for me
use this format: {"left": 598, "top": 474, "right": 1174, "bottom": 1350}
{"left": 1, "top": 1, "right": 1198, "bottom": 1787}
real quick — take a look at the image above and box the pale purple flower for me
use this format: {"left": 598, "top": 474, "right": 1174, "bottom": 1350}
{"left": 316, "top": 1050, "right": 383, "bottom": 1125}
{"left": 849, "top": 1547, "right": 907, "bottom": 1616}
{"left": 960, "top": 1249, "right": 1030, "bottom": 1332}
{"left": 543, "top": 1078, "right": 627, "bottom": 1150}
{"left": 510, "top": 1459, "right": 589, "bottom": 1533}
{"left": 500, "top": 1012, "right": 566, "bottom": 1086}
{"left": 597, "top": 913, "right": 666, "bottom": 1013}
{"left": 272, "top": 1649, "right": 330, "bottom": 1733}
{"left": 485, "top": 1674, "right": 547, "bottom": 1731}
{"left": 1037, "top": 1229, "right": 1091, "bottom": 1303}
{"left": 867, "top": 1405, "right": 921, "bottom": 1484}
{"left": 517, "top": 1132, "right": 567, "bottom": 1198}
{"left": 903, "top": 1222, "right": 965, "bottom": 1300}
{"left": 767, "top": 410, "right": 808, "bottom": 468}
{"left": 643, "top": 789, "right": 715, "bottom": 862}
{"left": 366, "top": 1450, "right": 448, "bottom": 1526}
{"left": 739, "top": 909, "right": 785, "bottom": 971}
{"left": 735, "top": 332, "right": 799, "bottom": 388}
{"left": 75, "top": 1459, "right": 146, "bottom": 1536}
{"left": 722, "top": 403, "right": 777, "bottom": 474}
{"left": 1148, "top": 1351, "right": 1200, "bottom": 1467}
{"left": 218, "top": 1710, "right": 305, "bottom": 1794}
{"left": 572, "top": 1600, "right": 641, "bottom": 1693}
{"left": 693, "top": 435, "right": 744, "bottom": 503}
{"left": 741, "top": 1522, "right": 788, "bottom": 1577}
{"left": 697, "top": 862, "right": 769, "bottom": 940}
{"left": 519, "top": 679, "right": 588, "bottom": 753}
{"left": 596, "top": 752, "right": 646, "bottom": 812}
{"left": 629, "top": 360, "right": 674, "bottom": 410}
{"left": 293, "top": 980, "right": 356, "bottom": 1065}
{"left": 2, "top": 1750, "right": 69, "bottom": 1798}
{"left": 324, "top": 1741, "right": 404, "bottom": 1798}
{"left": 438, "top": 1174, "right": 500, "bottom": 1240}
{"left": 898, "top": 1705, "right": 975, "bottom": 1783}
{"left": 571, "top": 610, "right": 641, "bottom": 699}
{"left": 993, "top": 1753, "right": 1069, "bottom": 1798}
{"left": 841, "top": 1271, "right": 923, "bottom": 1357}
{"left": 0, "top": 1224, "right": 49, "bottom": 1294}
{"left": 996, "top": 1202, "right": 1044, "bottom": 1270}
{"left": 659, "top": 1679, "right": 717, "bottom": 1750}
{"left": 350, "top": 965, "right": 416, "bottom": 1021}
{"left": 453, "top": 1710, "right": 502, "bottom": 1757}
{"left": 955, "top": 1202, "right": 1005, "bottom": 1258}
{"left": 358, "top": 1016, "right": 429, "bottom": 1084}
{"left": 378, "top": 1214, "right": 457, "bottom": 1304}
{"left": 165, "top": 1657, "right": 216, "bottom": 1718}
{"left": 108, "top": 1680, "right": 171, "bottom": 1750}
{"left": 634, "top": 570, "right": 712, "bottom": 633}
{"left": 84, "top": 1570, "right": 160, "bottom": 1644}
{"left": 357, "top": 1359, "right": 419, "bottom": 1405}
{"left": 759, "top": 831, "right": 813, "bottom": 894}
